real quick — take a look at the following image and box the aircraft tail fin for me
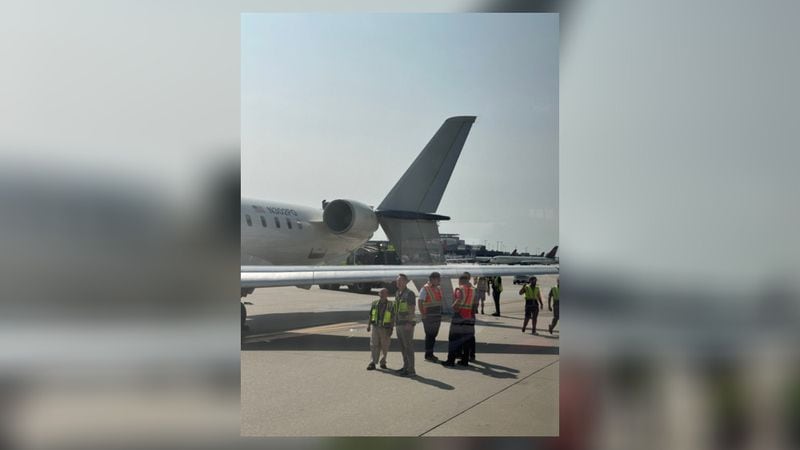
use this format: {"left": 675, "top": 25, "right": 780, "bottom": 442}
{"left": 377, "top": 116, "right": 475, "bottom": 213}
{"left": 545, "top": 245, "right": 559, "bottom": 259}
{"left": 375, "top": 115, "right": 476, "bottom": 262}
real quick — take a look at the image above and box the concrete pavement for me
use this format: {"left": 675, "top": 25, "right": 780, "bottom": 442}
{"left": 241, "top": 275, "right": 559, "bottom": 436}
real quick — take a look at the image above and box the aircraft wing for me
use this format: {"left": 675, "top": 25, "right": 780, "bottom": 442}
{"left": 241, "top": 264, "right": 558, "bottom": 289}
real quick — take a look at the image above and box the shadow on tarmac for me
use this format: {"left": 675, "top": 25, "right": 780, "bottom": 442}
{"left": 380, "top": 368, "right": 455, "bottom": 390}
{"left": 462, "top": 361, "right": 519, "bottom": 379}
{"left": 242, "top": 333, "right": 559, "bottom": 356}
{"left": 474, "top": 319, "right": 559, "bottom": 337}
{"left": 475, "top": 320, "right": 529, "bottom": 331}
{"left": 246, "top": 311, "right": 366, "bottom": 333}
{"left": 497, "top": 315, "right": 524, "bottom": 321}
{"left": 467, "top": 359, "right": 520, "bottom": 374}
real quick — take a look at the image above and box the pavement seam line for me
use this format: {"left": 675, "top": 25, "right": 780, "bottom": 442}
{"left": 417, "top": 358, "right": 559, "bottom": 437}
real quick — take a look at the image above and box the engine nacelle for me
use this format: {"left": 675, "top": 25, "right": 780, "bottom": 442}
{"left": 323, "top": 199, "right": 379, "bottom": 236}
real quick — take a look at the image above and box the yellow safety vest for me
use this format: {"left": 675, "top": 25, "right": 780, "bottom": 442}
{"left": 493, "top": 276, "right": 503, "bottom": 292}
{"left": 550, "top": 286, "right": 559, "bottom": 302}
{"left": 395, "top": 290, "right": 415, "bottom": 323}
{"left": 524, "top": 285, "right": 540, "bottom": 301}
{"left": 370, "top": 300, "right": 394, "bottom": 327}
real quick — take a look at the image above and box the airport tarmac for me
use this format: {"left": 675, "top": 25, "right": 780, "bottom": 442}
{"left": 241, "top": 275, "right": 559, "bottom": 436}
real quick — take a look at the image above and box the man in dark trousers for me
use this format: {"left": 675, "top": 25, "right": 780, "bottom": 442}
{"left": 490, "top": 275, "right": 503, "bottom": 316}
{"left": 442, "top": 273, "right": 475, "bottom": 367}
{"left": 519, "top": 276, "right": 544, "bottom": 335}
{"left": 418, "top": 272, "right": 444, "bottom": 362}
{"left": 548, "top": 277, "right": 560, "bottom": 334}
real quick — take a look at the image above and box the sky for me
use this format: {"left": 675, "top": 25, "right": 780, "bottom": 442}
{"left": 241, "top": 13, "right": 558, "bottom": 254}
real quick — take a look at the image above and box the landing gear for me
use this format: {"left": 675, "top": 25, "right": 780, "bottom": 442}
{"left": 241, "top": 302, "right": 248, "bottom": 332}
{"left": 241, "top": 287, "right": 254, "bottom": 335}
{"left": 349, "top": 283, "right": 372, "bottom": 295}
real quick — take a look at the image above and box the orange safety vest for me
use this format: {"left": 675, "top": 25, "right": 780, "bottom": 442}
{"left": 421, "top": 284, "right": 443, "bottom": 316}
{"left": 454, "top": 285, "right": 475, "bottom": 320}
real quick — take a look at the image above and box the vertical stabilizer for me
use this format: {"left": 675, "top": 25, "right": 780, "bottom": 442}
{"left": 377, "top": 116, "right": 476, "bottom": 213}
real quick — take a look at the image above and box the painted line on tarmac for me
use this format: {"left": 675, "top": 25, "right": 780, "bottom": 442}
{"left": 244, "top": 321, "right": 365, "bottom": 344}
{"left": 418, "top": 358, "right": 560, "bottom": 437}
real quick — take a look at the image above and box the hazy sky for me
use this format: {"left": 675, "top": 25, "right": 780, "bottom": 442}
{"left": 242, "top": 13, "right": 558, "bottom": 254}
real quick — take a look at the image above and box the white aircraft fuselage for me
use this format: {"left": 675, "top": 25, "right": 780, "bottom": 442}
{"left": 489, "top": 255, "right": 559, "bottom": 265}
{"left": 241, "top": 198, "right": 378, "bottom": 266}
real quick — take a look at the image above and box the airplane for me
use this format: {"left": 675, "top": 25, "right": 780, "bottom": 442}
{"left": 241, "top": 116, "right": 558, "bottom": 326}
{"left": 488, "top": 245, "right": 559, "bottom": 265}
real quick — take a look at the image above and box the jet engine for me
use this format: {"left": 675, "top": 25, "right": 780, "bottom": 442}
{"left": 322, "top": 199, "right": 379, "bottom": 236}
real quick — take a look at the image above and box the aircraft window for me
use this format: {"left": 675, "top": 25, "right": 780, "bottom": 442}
{"left": 245, "top": 214, "right": 252, "bottom": 226}
{"left": 274, "top": 216, "right": 280, "bottom": 228}
{"left": 286, "top": 218, "right": 293, "bottom": 229}
{"left": 297, "top": 221, "right": 303, "bottom": 230}
{"left": 260, "top": 216, "right": 267, "bottom": 227}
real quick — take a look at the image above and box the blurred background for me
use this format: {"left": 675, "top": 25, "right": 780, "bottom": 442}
{"left": 0, "top": 0, "right": 798, "bottom": 449}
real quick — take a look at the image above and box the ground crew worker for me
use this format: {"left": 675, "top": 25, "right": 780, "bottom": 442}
{"left": 548, "top": 277, "right": 560, "bottom": 334}
{"left": 466, "top": 273, "right": 478, "bottom": 361}
{"left": 418, "top": 271, "right": 443, "bottom": 362}
{"left": 443, "top": 273, "right": 475, "bottom": 367}
{"left": 490, "top": 275, "right": 503, "bottom": 316}
{"left": 474, "top": 276, "right": 489, "bottom": 315}
{"left": 519, "top": 276, "right": 544, "bottom": 335}
{"left": 394, "top": 274, "right": 417, "bottom": 377}
{"left": 366, "top": 288, "right": 394, "bottom": 370}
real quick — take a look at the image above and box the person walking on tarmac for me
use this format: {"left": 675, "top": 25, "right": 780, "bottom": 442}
{"left": 475, "top": 276, "right": 489, "bottom": 315}
{"left": 548, "top": 277, "right": 560, "bottom": 334}
{"left": 366, "top": 288, "right": 395, "bottom": 370}
{"left": 418, "top": 271, "right": 444, "bottom": 362}
{"left": 519, "top": 276, "right": 544, "bottom": 335}
{"left": 394, "top": 274, "right": 417, "bottom": 377}
{"left": 490, "top": 275, "right": 503, "bottom": 316}
{"left": 442, "top": 273, "right": 476, "bottom": 367}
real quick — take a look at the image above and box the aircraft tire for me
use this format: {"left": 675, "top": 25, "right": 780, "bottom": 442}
{"left": 350, "top": 283, "right": 372, "bottom": 295}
